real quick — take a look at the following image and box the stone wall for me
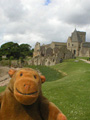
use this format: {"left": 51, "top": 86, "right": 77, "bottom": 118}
{"left": 29, "top": 46, "right": 73, "bottom": 66}
{"left": 79, "top": 47, "right": 90, "bottom": 57}
{"left": 33, "top": 42, "right": 41, "bottom": 58}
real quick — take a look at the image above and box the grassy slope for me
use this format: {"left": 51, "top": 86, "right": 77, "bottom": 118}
{"left": 26, "top": 65, "right": 64, "bottom": 82}
{"left": 42, "top": 59, "right": 90, "bottom": 120}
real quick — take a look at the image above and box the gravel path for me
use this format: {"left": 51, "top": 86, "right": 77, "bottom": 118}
{"left": 0, "top": 66, "right": 10, "bottom": 86}
{"left": 80, "top": 59, "right": 90, "bottom": 64}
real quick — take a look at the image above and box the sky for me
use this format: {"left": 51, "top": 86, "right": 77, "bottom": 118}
{"left": 0, "top": 0, "right": 90, "bottom": 48}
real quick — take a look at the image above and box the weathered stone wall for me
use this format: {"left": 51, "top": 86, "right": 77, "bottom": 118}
{"left": 29, "top": 46, "right": 73, "bottom": 66}
{"left": 79, "top": 47, "right": 90, "bottom": 57}
{"left": 33, "top": 42, "right": 41, "bottom": 58}
{"left": 46, "top": 48, "right": 53, "bottom": 56}
{"left": 40, "top": 46, "right": 45, "bottom": 56}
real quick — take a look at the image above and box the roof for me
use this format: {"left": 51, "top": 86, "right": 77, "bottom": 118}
{"left": 41, "top": 42, "right": 66, "bottom": 48}
{"left": 41, "top": 44, "right": 50, "bottom": 47}
{"left": 71, "top": 30, "right": 81, "bottom": 42}
{"left": 51, "top": 42, "right": 66, "bottom": 45}
{"left": 71, "top": 29, "right": 86, "bottom": 42}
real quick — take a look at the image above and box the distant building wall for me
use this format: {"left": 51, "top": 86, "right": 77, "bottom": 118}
{"left": 30, "top": 41, "right": 72, "bottom": 66}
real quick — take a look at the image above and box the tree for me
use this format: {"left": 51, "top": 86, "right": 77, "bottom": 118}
{"left": 0, "top": 42, "right": 20, "bottom": 59}
{"left": 0, "top": 48, "right": 2, "bottom": 56}
{"left": 29, "top": 48, "right": 34, "bottom": 57}
{"left": 0, "top": 42, "right": 33, "bottom": 60}
{"left": 19, "top": 44, "right": 32, "bottom": 58}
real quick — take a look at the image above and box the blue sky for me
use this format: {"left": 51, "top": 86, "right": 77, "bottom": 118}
{"left": 45, "top": 0, "right": 51, "bottom": 5}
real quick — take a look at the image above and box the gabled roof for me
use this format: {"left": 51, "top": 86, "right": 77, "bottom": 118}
{"left": 71, "top": 29, "right": 82, "bottom": 42}
{"left": 51, "top": 42, "right": 66, "bottom": 46}
{"left": 41, "top": 44, "right": 50, "bottom": 47}
{"left": 71, "top": 29, "right": 86, "bottom": 42}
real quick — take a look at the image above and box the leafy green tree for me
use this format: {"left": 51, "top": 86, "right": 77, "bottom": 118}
{"left": 0, "top": 42, "right": 33, "bottom": 60}
{"left": 29, "top": 48, "right": 34, "bottom": 57}
{"left": 0, "top": 48, "right": 2, "bottom": 57}
{"left": 0, "top": 42, "right": 20, "bottom": 59}
{"left": 20, "top": 44, "right": 32, "bottom": 58}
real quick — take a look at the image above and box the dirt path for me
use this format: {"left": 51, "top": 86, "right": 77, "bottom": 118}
{"left": 80, "top": 59, "right": 90, "bottom": 64}
{"left": 0, "top": 66, "right": 10, "bottom": 86}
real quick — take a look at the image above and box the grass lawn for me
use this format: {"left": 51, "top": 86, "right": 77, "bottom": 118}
{"left": 48, "top": 59, "right": 90, "bottom": 120}
{"left": 25, "top": 65, "right": 64, "bottom": 82}
{"left": 0, "top": 59, "right": 90, "bottom": 120}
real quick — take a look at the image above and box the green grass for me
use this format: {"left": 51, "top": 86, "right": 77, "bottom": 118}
{"left": 0, "top": 86, "right": 6, "bottom": 92}
{"left": 26, "top": 65, "right": 64, "bottom": 82}
{"left": 0, "top": 59, "right": 90, "bottom": 120}
{"left": 42, "top": 59, "right": 90, "bottom": 120}
{"left": 77, "top": 57, "right": 90, "bottom": 60}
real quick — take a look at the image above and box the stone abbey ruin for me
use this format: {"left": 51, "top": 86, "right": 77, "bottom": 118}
{"left": 29, "top": 29, "right": 90, "bottom": 66}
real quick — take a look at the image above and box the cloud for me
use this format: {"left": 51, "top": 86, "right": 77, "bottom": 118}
{"left": 57, "top": 0, "right": 90, "bottom": 25}
{"left": 0, "top": 0, "right": 90, "bottom": 48}
{"left": 0, "top": 0, "right": 26, "bottom": 21}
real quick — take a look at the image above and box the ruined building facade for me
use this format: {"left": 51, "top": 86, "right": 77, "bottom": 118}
{"left": 30, "top": 42, "right": 72, "bottom": 66}
{"left": 29, "top": 29, "right": 90, "bottom": 66}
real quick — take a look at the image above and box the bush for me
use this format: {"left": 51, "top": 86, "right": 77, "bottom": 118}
{"left": 0, "top": 56, "right": 2, "bottom": 61}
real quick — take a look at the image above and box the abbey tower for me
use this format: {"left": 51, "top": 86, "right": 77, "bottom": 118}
{"left": 67, "top": 29, "right": 90, "bottom": 57}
